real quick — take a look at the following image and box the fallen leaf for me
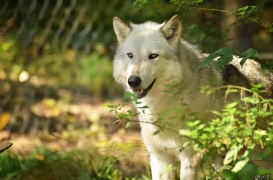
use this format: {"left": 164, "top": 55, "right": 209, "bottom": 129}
{"left": 0, "top": 112, "right": 10, "bottom": 130}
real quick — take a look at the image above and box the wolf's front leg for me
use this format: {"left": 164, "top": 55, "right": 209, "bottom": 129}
{"left": 180, "top": 162, "right": 198, "bottom": 180}
{"left": 179, "top": 153, "right": 201, "bottom": 180}
{"left": 150, "top": 153, "right": 176, "bottom": 180}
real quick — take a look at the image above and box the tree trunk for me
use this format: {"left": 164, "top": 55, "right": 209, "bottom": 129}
{"left": 221, "top": 0, "right": 254, "bottom": 53}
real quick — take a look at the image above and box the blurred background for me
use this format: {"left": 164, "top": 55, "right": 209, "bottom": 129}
{"left": 0, "top": 0, "right": 272, "bottom": 179}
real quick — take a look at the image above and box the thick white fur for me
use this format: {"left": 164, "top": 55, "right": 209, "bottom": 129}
{"left": 112, "top": 15, "right": 273, "bottom": 180}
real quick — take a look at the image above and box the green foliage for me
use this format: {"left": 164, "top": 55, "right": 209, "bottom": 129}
{"left": 133, "top": 0, "right": 148, "bottom": 7}
{"left": 199, "top": 47, "right": 273, "bottom": 73}
{"left": 170, "top": 0, "right": 203, "bottom": 5}
{"left": 130, "top": 0, "right": 273, "bottom": 66}
{"left": 0, "top": 148, "right": 123, "bottom": 180}
{"left": 0, "top": 146, "right": 152, "bottom": 180}
{"left": 79, "top": 53, "right": 115, "bottom": 94}
{"left": 240, "top": 48, "right": 259, "bottom": 66}
{"left": 230, "top": 6, "right": 260, "bottom": 20}
{"left": 169, "top": 0, "right": 203, "bottom": 11}
{"left": 180, "top": 84, "right": 273, "bottom": 178}
{"left": 261, "top": 63, "right": 273, "bottom": 74}
{"left": 108, "top": 103, "right": 136, "bottom": 126}
{"left": 0, "top": 36, "right": 19, "bottom": 81}
{"left": 199, "top": 47, "right": 238, "bottom": 70}
{"left": 108, "top": 92, "right": 150, "bottom": 128}
{"left": 0, "top": 36, "right": 115, "bottom": 94}
{"left": 0, "top": 36, "right": 17, "bottom": 62}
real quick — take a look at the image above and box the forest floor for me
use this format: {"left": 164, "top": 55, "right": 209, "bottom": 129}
{"left": 0, "top": 93, "right": 150, "bottom": 179}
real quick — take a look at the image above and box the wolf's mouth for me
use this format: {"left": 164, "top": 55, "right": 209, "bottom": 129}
{"left": 132, "top": 78, "right": 156, "bottom": 99}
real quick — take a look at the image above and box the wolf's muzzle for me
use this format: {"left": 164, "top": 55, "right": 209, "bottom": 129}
{"left": 128, "top": 76, "right": 156, "bottom": 99}
{"left": 128, "top": 76, "right": 142, "bottom": 88}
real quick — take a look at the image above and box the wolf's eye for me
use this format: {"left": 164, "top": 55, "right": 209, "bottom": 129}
{"left": 149, "top": 53, "right": 158, "bottom": 59}
{"left": 127, "top": 53, "right": 133, "bottom": 58}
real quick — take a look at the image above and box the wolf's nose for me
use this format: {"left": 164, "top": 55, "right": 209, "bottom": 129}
{"left": 128, "top": 76, "right": 142, "bottom": 88}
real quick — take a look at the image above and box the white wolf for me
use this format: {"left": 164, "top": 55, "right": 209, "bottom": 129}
{"left": 112, "top": 15, "right": 273, "bottom": 180}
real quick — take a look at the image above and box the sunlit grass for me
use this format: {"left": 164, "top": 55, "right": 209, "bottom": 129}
{"left": 0, "top": 147, "right": 151, "bottom": 180}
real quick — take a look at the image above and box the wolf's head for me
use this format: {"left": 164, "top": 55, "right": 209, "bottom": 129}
{"left": 113, "top": 15, "right": 184, "bottom": 99}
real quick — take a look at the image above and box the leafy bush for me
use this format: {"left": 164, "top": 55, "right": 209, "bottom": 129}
{"left": 109, "top": 82, "right": 273, "bottom": 178}
{"left": 181, "top": 83, "right": 273, "bottom": 178}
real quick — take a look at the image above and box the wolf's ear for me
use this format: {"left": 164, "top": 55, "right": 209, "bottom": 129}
{"left": 113, "top": 17, "right": 131, "bottom": 44}
{"left": 161, "top": 15, "right": 182, "bottom": 47}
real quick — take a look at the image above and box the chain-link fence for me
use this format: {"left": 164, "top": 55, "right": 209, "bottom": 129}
{"left": 0, "top": 0, "right": 187, "bottom": 137}
{"left": 0, "top": 0, "right": 144, "bottom": 135}
{"left": 0, "top": 0, "right": 272, "bottom": 136}
{"left": 1, "top": 0, "right": 130, "bottom": 54}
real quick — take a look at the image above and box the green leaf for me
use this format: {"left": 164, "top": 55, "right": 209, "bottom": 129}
{"left": 241, "top": 48, "right": 259, "bottom": 59}
{"left": 127, "top": 110, "right": 133, "bottom": 116}
{"left": 186, "top": 120, "right": 200, "bottom": 127}
{"left": 251, "top": 82, "right": 264, "bottom": 90}
{"left": 267, "top": 27, "right": 273, "bottom": 33}
{"left": 224, "top": 144, "right": 243, "bottom": 165}
{"left": 231, "top": 158, "right": 249, "bottom": 172}
{"left": 200, "top": 85, "right": 214, "bottom": 94}
{"left": 261, "top": 63, "right": 273, "bottom": 73}
{"left": 211, "top": 111, "right": 222, "bottom": 116}
{"left": 138, "top": 105, "right": 149, "bottom": 109}
{"left": 217, "top": 165, "right": 232, "bottom": 172}
{"left": 226, "top": 102, "right": 238, "bottom": 108}
{"left": 199, "top": 53, "right": 220, "bottom": 68}
{"left": 210, "top": 76, "right": 216, "bottom": 84}
{"left": 125, "top": 121, "right": 131, "bottom": 128}
{"left": 182, "top": 141, "right": 190, "bottom": 148}
{"left": 200, "top": 47, "right": 238, "bottom": 71}
{"left": 153, "top": 130, "right": 160, "bottom": 135}
{"left": 239, "top": 55, "right": 250, "bottom": 66}
{"left": 238, "top": 144, "right": 255, "bottom": 160}
{"left": 216, "top": 47, "right": 238, "bottom": 56}
{"left": 133, "top": 1, "right": 137, "bottom": 6}
{"left": 123, "top": 92, "right": 133, "bottom": 100}
{"left": 221, "top": 170, "right": 237, "bottom": 179}
{"left": 215, "top": 54, "right": 233, "bottom": 70}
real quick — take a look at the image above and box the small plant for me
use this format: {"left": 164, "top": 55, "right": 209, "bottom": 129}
{"left": 0, "top": 147, "right": 123, "bottom": 180}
